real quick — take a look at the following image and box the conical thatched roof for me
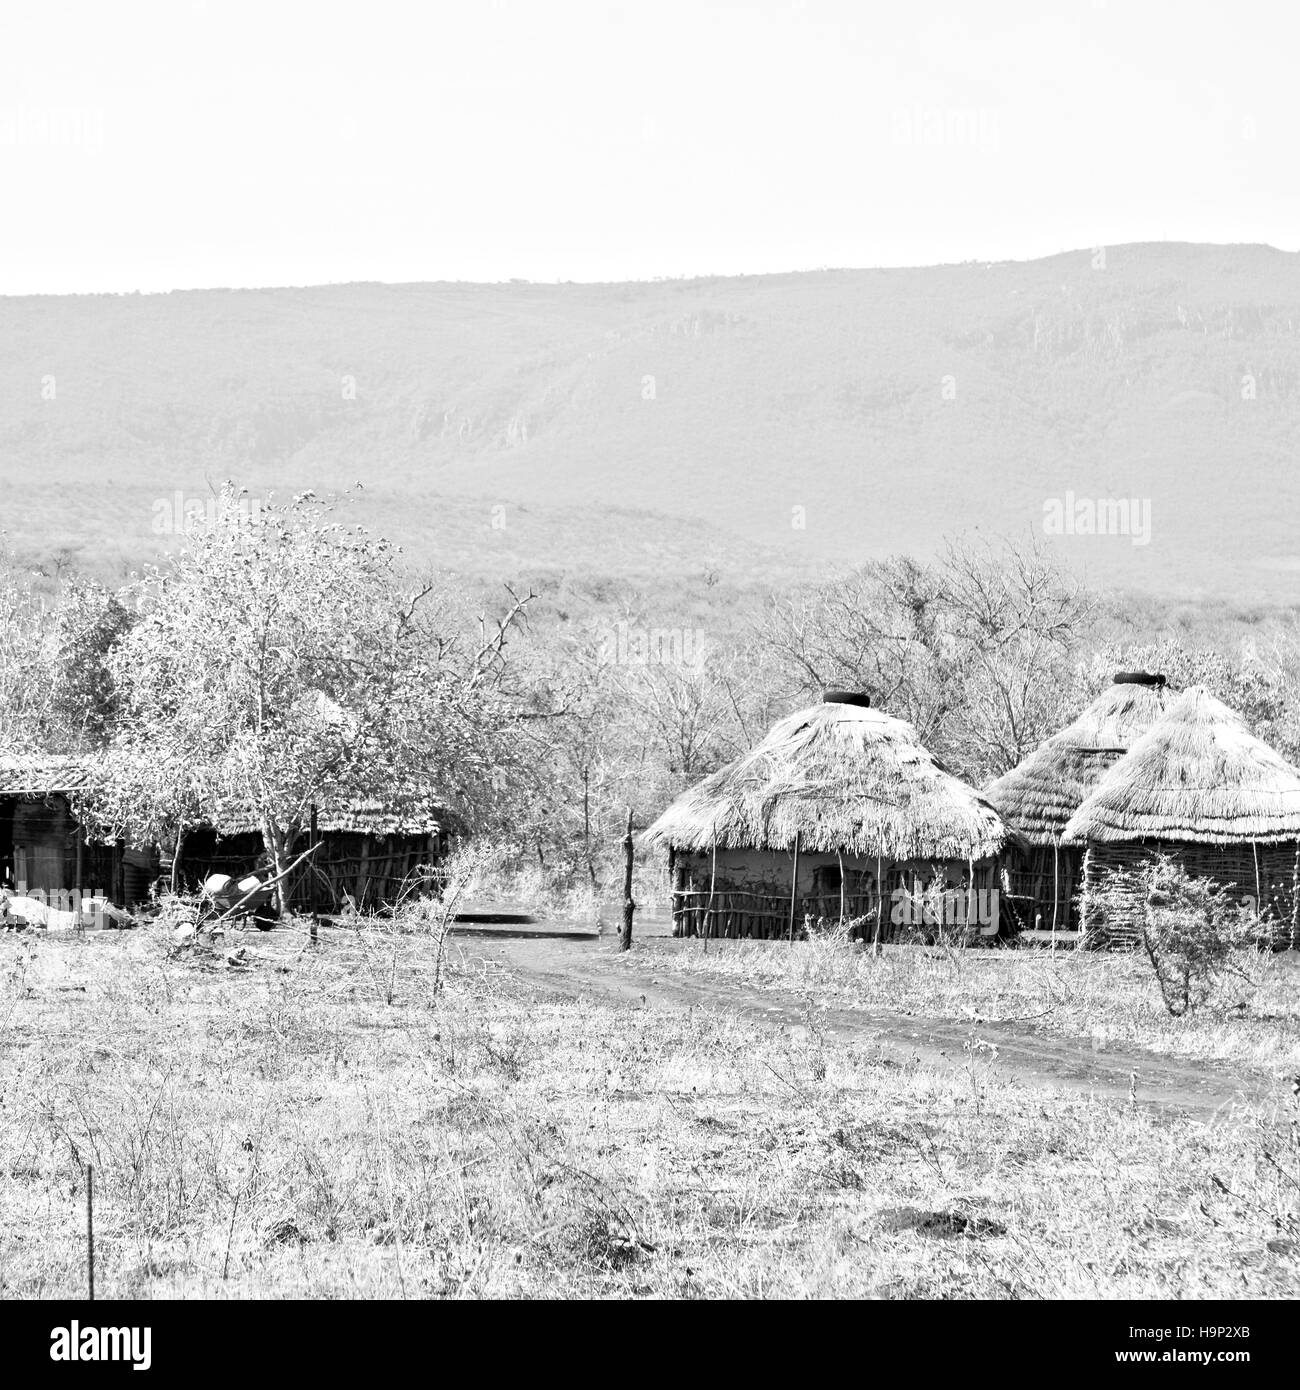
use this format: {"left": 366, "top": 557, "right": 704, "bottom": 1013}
{"left": 1062, "top": 686, "right": 1300, "bottom": 846}
{"left": 984, "top": 678, "right": 1172, "bottom": 844}
{"left": 642, "top": 697, "right": 1007, "bottom": 861}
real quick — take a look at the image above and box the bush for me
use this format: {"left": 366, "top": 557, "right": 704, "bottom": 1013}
{"left": 1089, "top": 854, "right": 1263, "bottom": 1015}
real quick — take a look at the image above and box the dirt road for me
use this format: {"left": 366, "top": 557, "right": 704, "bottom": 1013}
{"left": 451, "top": 924, "right": 1284, "bottom": 1120}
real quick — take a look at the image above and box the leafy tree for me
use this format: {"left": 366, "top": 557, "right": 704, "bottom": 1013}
{"left": 39, "top": 581, "right": 134, "bottom": 750}
{"left": 0, "top": 571, "right": 48, "bottom": 751}
{"left": 77, "top": 485, "right": 529, "bottom": 912}
{"left": 0, "top": 569, "right": 132, "bottom": 753}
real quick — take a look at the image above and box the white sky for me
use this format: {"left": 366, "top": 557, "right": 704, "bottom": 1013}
{"left": 0, "top": 0, "right": 1293, "bottom": 293}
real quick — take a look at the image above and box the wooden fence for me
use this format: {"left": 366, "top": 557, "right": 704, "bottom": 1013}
{"left": 179, "top": 830, "right": 441, "bottom": 914}
{"left": 670, "top": 886, "right": 942, "bottom": 943}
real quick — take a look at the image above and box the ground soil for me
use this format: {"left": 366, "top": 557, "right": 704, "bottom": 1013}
{"left": 450, "top": 919, "right": 1285, "bottom": 1121}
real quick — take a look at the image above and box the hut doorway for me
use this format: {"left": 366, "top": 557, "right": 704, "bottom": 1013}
{"left": 11, "top": 798, "right": 72, "bottom": 896}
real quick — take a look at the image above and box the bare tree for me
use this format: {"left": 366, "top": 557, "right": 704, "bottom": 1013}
{"left": 753, "top": 536, "right": 1095, "bottom": 782}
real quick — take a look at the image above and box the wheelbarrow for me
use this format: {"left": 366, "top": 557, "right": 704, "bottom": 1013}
{"left": 201, "top": 870, "right": 279, "bottom": 930}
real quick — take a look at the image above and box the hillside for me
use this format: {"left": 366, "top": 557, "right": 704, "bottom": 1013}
{"left": 2, "top": 242, "right": 1298, "bottom": 600}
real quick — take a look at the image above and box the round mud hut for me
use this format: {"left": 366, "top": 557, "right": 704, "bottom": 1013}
{"left": 983, "top": 672, "right": 1171, "bottom": 938}
{"left": 1062, "top": 685, "right": 1300, "bottom": 948}
{"left": 641, "top": 692, "right": 1008, "bottom": 943}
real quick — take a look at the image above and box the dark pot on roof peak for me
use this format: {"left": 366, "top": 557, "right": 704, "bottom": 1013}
{"left": 1113, "top": 671, "right": 1167, "bottom": 688}
{"left": 822, "top": 689, "right": 872, "bottom": 707}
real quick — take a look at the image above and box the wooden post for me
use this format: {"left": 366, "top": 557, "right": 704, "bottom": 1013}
{"left": 837, "top": 848, "right": 846, "bottom": 928}
{"left": 1051, "top": 839, "right": 1059, "bottom": 933}
{"left": 308, "top": 814, "right": 321, "bottom": 945}
{"left": 872, "top": 855, "right": 885, "bottom": 953}
{"left": 308, "top": 804, "right": 319, "bottom": 912}
{"left": 967, "top": 856, "right": 975, "bottom": 941}
{"left": 670, "top": 850, "right": 686, "bottom": 938}
{"left": 667, "top": 846, "right": 676, "bottom": 935}
{"left": 1292, "top": 841, "right": 1299, "bottom": 951}
{"left": 788, "top": 833, "right": 801, "bottom": 943}
{"left": 582, "top": 768, "right": 596, "bottom": 887}
{"left": 618, "top": 809, "right": 635, "bottom": 952}
{"left": 1079, "top": 844, "right": 1092, "bottom": 940}
{"left": 170, "top": 825, "right": 184, "bottom": 894}
{"left": 704, "top": 839, "right": 717, "bottom": 952}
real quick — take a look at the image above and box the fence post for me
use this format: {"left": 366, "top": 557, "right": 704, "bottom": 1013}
{"left": 873, "top": 856, "right": 885, "bottom": 954}
{"left": 787, "top": 833, "right": 801, "bottom": 943}
{"left": 837, "top": 848, "right": 846, "bottom": 929}
{"left": 1292, "top": 841, "right": 1299, "bottom": 950}
{"left": 705, "top": 839, "right": 717, "bottom": 952}
{"left": 619, "top": 809, "right": 635, "bottom": 952}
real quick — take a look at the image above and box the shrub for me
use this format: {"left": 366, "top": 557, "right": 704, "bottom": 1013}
{"left": 1088, "top": 854, "right": 1263, "bottom": 1015}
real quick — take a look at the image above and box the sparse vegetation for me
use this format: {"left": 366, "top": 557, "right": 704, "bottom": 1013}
{"left": 3, "top": 438, "right": 1300, "bottom": 1304}
{"left": 1, "top": 925, "right": 1296, "bottom": 1299}
{"left": 634, "top": 935, "right": 1300, "bottom": 1077}
{"left": 1087, "top": 856, "right": 1266, "bottom": 1016}
{"left": 10, "top": 494, "right": 1300, "bottom": 896}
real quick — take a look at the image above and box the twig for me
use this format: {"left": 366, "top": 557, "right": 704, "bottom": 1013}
{"left": 223, "top": 1187, "right": 241, "bottom": 1281}
{"left": 761, "top": 1060, "right": 805, "bottom": 1094}
{"left": 86, "top": 1166, "right": 94, "bottom": 1301}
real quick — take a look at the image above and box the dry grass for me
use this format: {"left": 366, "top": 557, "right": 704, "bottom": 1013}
{"left": 0, "top": 921, "right": 1297, "bottom": 1299}
{"left": 640, "top": 937, "right": 1300, "bottom": 1077}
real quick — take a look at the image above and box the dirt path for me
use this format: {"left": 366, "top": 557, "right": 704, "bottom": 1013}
{"left": 452, "top": 928, "right": 1282, "bottom": 1120}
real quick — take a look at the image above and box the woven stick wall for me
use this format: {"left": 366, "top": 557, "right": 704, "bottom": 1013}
{"left": 670, "top": 859, "right": 1000, "bottom": 943}
{"left": 1076, "top": 839, "right": 1298, "bottom": 950}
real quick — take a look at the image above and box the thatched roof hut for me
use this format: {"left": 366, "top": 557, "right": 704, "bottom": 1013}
{"left": 644, "top": 694, "right": 1007, "bottom": 941}
{"left": 984, "top": 674, "right": 1172, "bottom": 845}
{"left": 1063, "top": 686, "right": 1300, "bottom": 947}
{"left": 178, "top": 788, "right": 453, "bottom": 913}
{"left": 0, "top": 750, "right": 144, "bottom": 907}
{"left": 643, "top": 695, "right": 1006, "bottom": 861}
{"left": 1063, "top": 686, "right": 1300, "bottom": 846}
{"left": 980, "top": 673, "right": 1172, "bottom": 939}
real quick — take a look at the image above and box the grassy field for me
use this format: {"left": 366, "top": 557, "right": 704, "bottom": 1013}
{"left": 639, "top": 937, "right": 1300, "bottom": 1080}
{"left": 1, "top": 921, "right": 1297, "bottom": 1299}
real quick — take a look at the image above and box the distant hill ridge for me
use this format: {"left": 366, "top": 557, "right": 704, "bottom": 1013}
{"left": 1, "top": 242, "right": 1298, "bottom": 598}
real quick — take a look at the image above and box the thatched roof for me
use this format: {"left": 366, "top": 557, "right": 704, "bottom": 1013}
{"left": 204, "top": 791, "right": 446, "bottom": 840}
{"left": 0, "top": 749, "right": 446, "bottom": 839}
{"left": 642, "top": 697, "right": 1007, "bottom": 861}
{"left": 0, "top": 752, "right": 97, "bottom": 796}
{"left": 1062, "top": 686, "right": 1300, "bottom": 846}
{"left": 312, "top": 797, "right": 446, "bottom": 838}
{"left": 983, "top": 678, "right": 1172, "bottom": 844}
